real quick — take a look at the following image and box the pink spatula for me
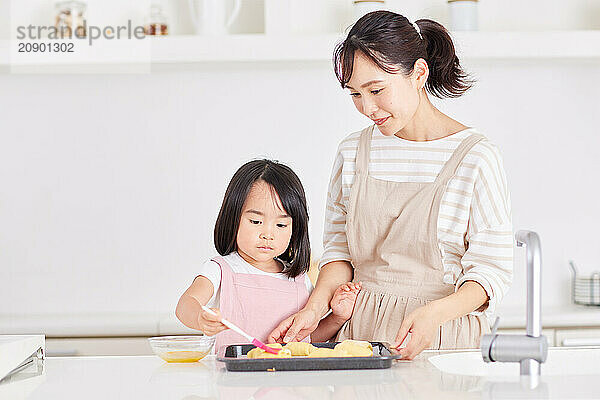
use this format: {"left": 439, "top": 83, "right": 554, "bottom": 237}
{"left": 201, "top": 305, "right": 279, "bottom": 355}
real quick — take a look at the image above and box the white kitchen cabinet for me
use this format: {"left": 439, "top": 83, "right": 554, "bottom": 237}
{"left": 45, "top": 337, "right": 153, "bottom": 357}
{"left": 495, "top": 327, "right": 600, "bottom": 347}
{"left": 497, "top": 328, "right": 556, "bottom": 347}
{"left": 555, "top": 328, "right": 600, "bottom": 347}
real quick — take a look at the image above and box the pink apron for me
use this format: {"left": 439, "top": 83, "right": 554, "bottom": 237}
{"left": 213, "top": 256, "right": 311, "bottom": 356}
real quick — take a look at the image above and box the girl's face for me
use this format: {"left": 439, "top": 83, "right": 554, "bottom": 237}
{"left": 236, "top": 180, "right": 293, "bottom": 271}
{"left": 345, "top": 51, "right": 424, "bottom": 136}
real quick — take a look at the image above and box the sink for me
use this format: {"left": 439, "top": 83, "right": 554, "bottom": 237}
{"left": 428, "top": 348, "right": 600, "bottom": 377}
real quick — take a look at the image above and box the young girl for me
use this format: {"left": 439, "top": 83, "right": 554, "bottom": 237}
{"left": 175, "top": 159, "right": 360, "bottom": 354}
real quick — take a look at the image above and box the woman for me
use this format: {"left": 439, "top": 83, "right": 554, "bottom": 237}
{"left": 268, "top": 11, "right": 513, "bottom": 360}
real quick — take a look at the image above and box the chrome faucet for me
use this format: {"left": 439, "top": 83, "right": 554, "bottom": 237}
{"left": 481, "top": 230, "right": 548, "bottom": 376}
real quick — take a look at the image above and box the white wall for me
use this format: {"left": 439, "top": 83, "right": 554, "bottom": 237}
{"left": 1, "top": 0, "right": 600, "bottom": 318}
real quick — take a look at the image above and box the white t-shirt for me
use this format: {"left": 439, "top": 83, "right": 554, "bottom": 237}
{"left": 196, "top": 252, "right": 314, "bottom": 308}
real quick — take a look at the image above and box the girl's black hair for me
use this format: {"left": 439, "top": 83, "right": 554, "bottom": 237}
{"left": 214, "top": 159, "right": 310, "bottom": 279}
{"left": 333, "top": 11, "right": 473, "bottom": 98}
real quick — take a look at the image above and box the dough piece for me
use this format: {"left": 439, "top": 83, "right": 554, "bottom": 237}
{"left": 284, "top": 342, "right": 316, "bottom": 356}
{"left": 247, "top": 343, "right": 290, "bottom": 359}
{"left": 247, "top": 347, "right": 264, "bottom": 359}
{"left": 255, "top": 348, "right": 292, "bottom": 358}
{"left": 307, "top": 347, "right": 349, "bottom": 358}
{"left": 334, "top": 340, "right": 373, "bottom": 357}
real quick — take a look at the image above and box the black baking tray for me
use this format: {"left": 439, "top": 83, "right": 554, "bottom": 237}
{"left": 217, "top": 342, "right": 401, "bottom": 372}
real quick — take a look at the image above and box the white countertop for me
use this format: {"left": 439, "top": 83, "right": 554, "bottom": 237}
{"left": 4, "top": 348, "right": 600, "bottom": 400}
{"left": 2, "top": 304, "right": 600, "bottom": 337}
{"left": 495, "top": 304, "right": 600, "bottom": 329}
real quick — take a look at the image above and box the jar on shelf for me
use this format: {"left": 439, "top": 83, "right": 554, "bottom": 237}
{"left": 448, "top": 0, "right": 479, "bottom": 31}
{"left": 144, "top": 3, "right": 169, "bottom": 36}
{"left": 55, "top": 0, "right": 87, "bottom": 38}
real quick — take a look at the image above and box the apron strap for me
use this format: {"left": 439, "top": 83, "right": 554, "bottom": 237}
{"left": 434, "top": 132, "right": 485, "bottom": 185}
{"left": 211, "top": 255, "right": 232, "bottom": 275}
{"left": 355, "top": 125, "right": 375, "bottom": 175}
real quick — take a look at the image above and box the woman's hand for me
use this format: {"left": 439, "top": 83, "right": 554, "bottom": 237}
{"left": 392, "top": 281, "right": 489, "bottom": 359}
{"left": 267, "top": 307, "right": 321, "bottom": 343}
{"left": 392, "top": 302, "right": 444, "bottom": 360}
{"left": 330, "top": 281, "right": 362, "bottom": 322}
{"left": 197, "top": 307, "right": 228, "bottom": 336}
{"left": 268, "top": 260, "right": 354, "bottom": 343}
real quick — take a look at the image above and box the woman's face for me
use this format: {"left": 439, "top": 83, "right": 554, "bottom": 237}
{"left": 345, "top": 51, "right": 421, "bottom": 136}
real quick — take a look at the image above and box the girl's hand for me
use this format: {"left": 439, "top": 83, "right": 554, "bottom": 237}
{"left": 197, "top": 307, "right": 228, "bottom": 336}
{"left": 392, "top": 302, "right": 444, "bottom": 360}
{"left": 330, "top": 282, "right": 362, "bottom": 322}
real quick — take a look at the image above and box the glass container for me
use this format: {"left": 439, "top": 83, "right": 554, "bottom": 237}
{"left": 55, "top": 0, "right": 87, "bottom": 38}
{"left": 144, "top": 3, "right": 169, "bottom": 36}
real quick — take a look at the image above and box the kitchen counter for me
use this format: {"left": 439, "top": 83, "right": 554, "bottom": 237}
{"left": 2, "top": 304, "right": 600, "bottom": 337}
{"left": 4, "top": 348, "right": 600, "bottom": 399}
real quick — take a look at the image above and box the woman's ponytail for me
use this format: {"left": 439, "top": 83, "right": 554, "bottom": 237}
{"left": 416, "top": 19, "right": 474, "bottom": 98}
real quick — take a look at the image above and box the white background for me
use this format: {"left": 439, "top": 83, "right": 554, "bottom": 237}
{"left": 1, "top": 0, "right": 600, "bottom": 321}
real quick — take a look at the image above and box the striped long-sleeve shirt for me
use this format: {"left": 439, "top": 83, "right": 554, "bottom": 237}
{"left": 319, "top": 126, "right": 513, "bottom": 321}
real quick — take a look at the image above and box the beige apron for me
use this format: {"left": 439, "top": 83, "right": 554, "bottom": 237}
{"left": 337, "top": 125, "right": 490, "bottom": 349}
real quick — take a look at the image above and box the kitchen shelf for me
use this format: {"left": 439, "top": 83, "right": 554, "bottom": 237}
{"left": 1, "top": 31, "right": 599, "bottom": 70}
{"left": 453, "top": 30, "right": 600, "bottom": 60}
{"left": 150, "top": 31, "right": 600, "bottom": 62}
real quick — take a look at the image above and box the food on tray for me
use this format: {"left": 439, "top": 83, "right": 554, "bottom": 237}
{"left": 247, "top": 343, "right": 292, "bottom": 359}
{"left": 160, "top": 350, "right": 210, "bottom": 363}
{"left": 308, "top": 348, "right": 349, "bottom": 358}
{"left": 284, "top": 341, "right": 316, "bottom": 356}
{"left": 334, "top": 340, "right": 374, "bottom": 357}
{"left": 254, "top": 349, "right": 292, "bottom": 358}
{"left": 247, "top": 343, "right": 282, "bottom": 358}
{"left": 245, "top": 340, "right": 375, "bottom": 359}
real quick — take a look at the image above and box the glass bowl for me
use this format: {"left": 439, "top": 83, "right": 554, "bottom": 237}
{"left": 148, "top": 335, "right": 215, "bottom": 363}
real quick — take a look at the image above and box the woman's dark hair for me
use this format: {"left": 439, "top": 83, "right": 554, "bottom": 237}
{"left": 333, "top": 11, "right": 473, "bottom": 98}
{"left": 214, "top": 159, "right": 310, "bottom": 279}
